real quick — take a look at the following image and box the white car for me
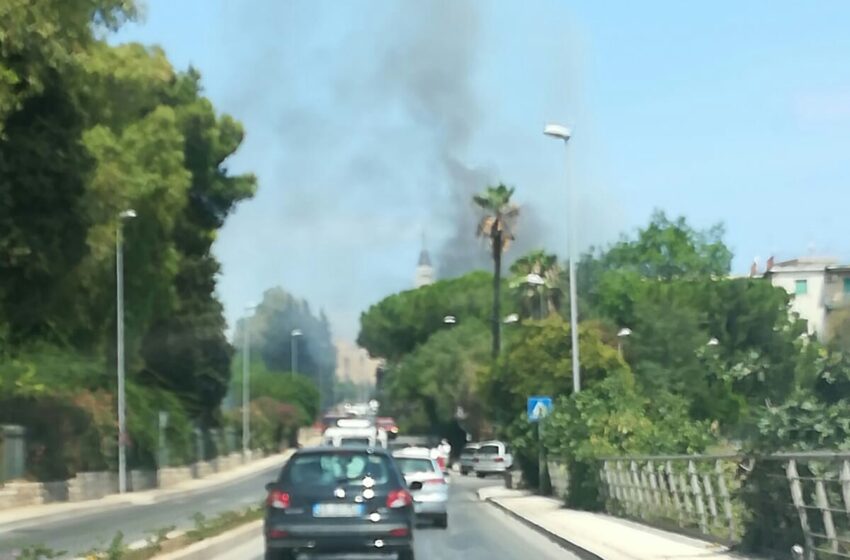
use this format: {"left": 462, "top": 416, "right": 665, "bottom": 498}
{"left": 473, "top": 440, "right": 513, "bottom": 477}
{"left": 393, "top": 447, "right": 449, "bottom": 528}
{"left": 459, "top": 443, "right": 480, "bottom": 475}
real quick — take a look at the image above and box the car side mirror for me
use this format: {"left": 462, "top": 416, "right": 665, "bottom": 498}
{"left": 265, "top": 481, "right": 276, "bottom": 492}
{"left": 409, "top": 481, "right": 424, "bottom": 491}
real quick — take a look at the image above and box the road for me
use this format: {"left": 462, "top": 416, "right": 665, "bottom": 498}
{"left": 0, "top": 460, "right": 287, "bottom": 557}
{"left": 214, "top": 476, "right": 579, "bottom": 560}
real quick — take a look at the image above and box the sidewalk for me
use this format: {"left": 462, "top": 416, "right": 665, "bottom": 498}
{"left": 478, "top": 486, "right": 756, "bottom": 560}
{"left": 0, "top": 450, "right": 294, "bottom": 528}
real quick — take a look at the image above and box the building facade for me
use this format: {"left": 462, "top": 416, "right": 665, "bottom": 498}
{"left": 765, "top": 257, "right": 850, "bottom": 340}
{"left": 334, "top": 339, "right": 382, "bottom": 386}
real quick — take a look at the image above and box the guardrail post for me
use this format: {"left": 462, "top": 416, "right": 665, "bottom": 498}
{"left": 715, "top": 459, "right": 735, "bottom": 542}
{"left": 618, "top": 461, "right": 634, "bottom": 515}
{"left": 786, "top": 459, "right": 816, "bottom": 560}
{"left": 688, "top": 460, "right": 708, "bottom": 534}
{"left": 814, "top": 478, "right": 838, "bottom": 553}
{"left": 840, "top": 460, "right": 850, "bottom": 519}
{"left": 666, "top": 460, "right": 684, "bottom": 526}
{"left": 702, "top": 469, "right": 718, "bottom": 528}
{"left": 631, "top": 460, "right": 646, "bottom": 518}
{"left": 647, "top": 460, "right": 662, "bottom": 509}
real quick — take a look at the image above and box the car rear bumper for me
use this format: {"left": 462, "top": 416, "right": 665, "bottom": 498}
{"left": 475, "top": 464, "right": 510, "bottom": 474}
{"left": 265, "top": 522, "right": 412, "bottom": 552}
{"left": 413, "top": 497, "right": 448, "bottom": 515}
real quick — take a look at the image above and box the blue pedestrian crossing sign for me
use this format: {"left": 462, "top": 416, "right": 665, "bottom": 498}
{"left": 527, "top": 396, "right": 553, "bottom": 422}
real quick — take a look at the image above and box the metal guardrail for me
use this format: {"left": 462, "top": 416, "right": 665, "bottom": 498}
{"left": 599, "top": 455, "right": 742, "bottom": 544}
{"left": 547, "top": 452, "right": 850, "bottom": 560}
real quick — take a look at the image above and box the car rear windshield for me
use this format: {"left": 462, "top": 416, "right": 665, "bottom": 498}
{"left": 340, "top": 437, "right": 371, "bottom": 447}
{"left": 395, "top": 457, "right": 436, "bottom": 475}
{"left": 478, "top": 444, "right": 500, "bottom": 455}
{"left": 284, "top": 452, "right": 394, "bottom": 487}
{"left": 462, "top": 445, "right": 479, "bottom": 453}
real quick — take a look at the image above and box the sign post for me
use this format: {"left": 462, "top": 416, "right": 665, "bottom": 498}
{"left": 527, "top": 396, "right": 553, "bottom": 494}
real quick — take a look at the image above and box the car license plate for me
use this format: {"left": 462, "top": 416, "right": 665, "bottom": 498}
{"left": 312, "top": 503, "right": 364, "bottom": 518}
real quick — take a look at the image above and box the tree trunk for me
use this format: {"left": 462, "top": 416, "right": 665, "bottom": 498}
{"left": 491, "top": 227, "right": 502, "bottom": 359}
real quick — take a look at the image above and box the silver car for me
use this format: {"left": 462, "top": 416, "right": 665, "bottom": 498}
{"left": 459, "top": 443, "right": 480, "bottom": 475}
{"left": 393, "top": 448, "right": 449, "bottom": 528}
{"left": 473, "top": 440, "right": 514, "bottom": 477}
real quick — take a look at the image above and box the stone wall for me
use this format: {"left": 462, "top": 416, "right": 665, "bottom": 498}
{"left": 68, "top": 471, "right": 118, "bottom": 502}
{"left": 157, "top": 466, "right": 193, "bottom": 488}
{"left": 0, "top": 448, "right": 279, "bottom": 510}
{"left": 129, "top": 470, "right": 157, "bottom": 492}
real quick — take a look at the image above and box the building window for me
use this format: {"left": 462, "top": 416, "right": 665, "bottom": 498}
{"left": 795, "top": 279, "right": 808, "bottom": 295}
{"left": 844, "top": 277, "right": 850, "bottom": 294}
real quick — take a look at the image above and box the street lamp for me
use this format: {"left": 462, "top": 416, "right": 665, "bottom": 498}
{"left": 544, "top": 123, "right": 580, "bottom": 393}
{"left": 503, "top": 313, "right": 520, "bottom": 324}
{"left": 242, "top": 303, "right": 256, "bottom": 458}
{"left": 707, "top": 337, "right": 720, "bottom": 347}
{"left": 116, "top": 208, "right": 136, "bottom": 493}
{"left": 443, "top": 315, "right": 457, "bottom": 325}
{"left": 291, "top": 329, "right": 303, "bottom": 376}
{"left": 617, "top": 327, "right": 632, "bottom": 358}
{"left": 524, "top": 273, "right": 546, "bottom": 319}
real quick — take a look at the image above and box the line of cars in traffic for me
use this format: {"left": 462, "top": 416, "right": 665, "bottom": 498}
{"left": 458, "top": 440, "right": 514, "bottom": 478}
{"left": 263, "top": 412, "right": 454, "bottom": 559}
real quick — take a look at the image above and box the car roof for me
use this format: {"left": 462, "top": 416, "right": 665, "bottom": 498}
{"left": 295, "top": 445, "right": 390, "bottom": 457}
{"left": 392, "top": 446, "right": 432, "bottom": 458}
{"left": 477, "top": 440, "right": 505, "bottom": 447}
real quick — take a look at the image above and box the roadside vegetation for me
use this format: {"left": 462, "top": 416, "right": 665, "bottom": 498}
{"left": 359, "top": 185, "right": 850, "bottom": 554}
{"left": 0, "top": 1, "right": 321, "bottom": 480}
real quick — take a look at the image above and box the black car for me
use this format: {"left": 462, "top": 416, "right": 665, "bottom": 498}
{"left": 264, "top": 446, "right": 416, "bottom": 560}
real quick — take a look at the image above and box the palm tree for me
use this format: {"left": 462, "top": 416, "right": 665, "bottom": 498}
{"left": 510, "top": 250, "right": 562, "bottom": 319}
{"left": 474, "top": 184, "right": 519, "bottom": 358}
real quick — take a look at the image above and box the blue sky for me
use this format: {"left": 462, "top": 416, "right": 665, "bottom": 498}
{"left": 113, "top": 1, "right": 850, "bottom": 340}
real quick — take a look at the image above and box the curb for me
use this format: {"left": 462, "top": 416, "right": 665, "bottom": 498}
{"left": 140, "top": 453, "right": 292, "bottom": 504}
{"left": 0, "top": 451, "right": 292, "bottom": 530}
{"left": 153, "top": 520, "right": 262, "bottom": 560}
{"left": 482, "top": 496, "right": 606, "bottom": 560}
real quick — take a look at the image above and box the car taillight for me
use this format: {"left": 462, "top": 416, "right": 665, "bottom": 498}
{"left": 495, "top": 457, "right": 505, "bottom": 463}
{"left": 390, "top": 528, "right": 410, "bottom": 537}
{"left": 267, "top": 489, "right": 291, "bottom": 509}
{"left": 386, "top": 489, "right": 413, "bottom": 508}
{"left": 424, "top": 478, "right": 446, "bottom": 485}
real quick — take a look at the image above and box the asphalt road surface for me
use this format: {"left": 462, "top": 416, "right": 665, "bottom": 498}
{"left": 0, "top": 460, "right": 287, "bottom": 557}
{"left": 214, "top": 476, "right": 579, "bottom": 560}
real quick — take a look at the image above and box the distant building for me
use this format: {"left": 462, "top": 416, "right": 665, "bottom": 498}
{"left": 764, "top": 256, "right": 850, "bottom": 340}
{"left": 414, "top": 248, "right": 435, "bottom": 288}
{"left": 334, "top": 340, "right": 381, "bottom": 386}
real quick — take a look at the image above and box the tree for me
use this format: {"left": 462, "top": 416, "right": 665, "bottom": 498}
{"left": 358, "top": 271, "right": 508, "bottom": 361}
{"left": 380, "top": 319, "right": 491, "bottom": 441}
{"left": 238, "top": 287, "right": 336, "bottom": 409}
{"left": 509, "top": 250, "right": 562, "bottom": 319}
{"left": 474, "top": 184, "right": 519, "bottom": 358}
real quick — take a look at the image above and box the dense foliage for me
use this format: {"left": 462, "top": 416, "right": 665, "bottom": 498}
{"left": 0, "top": 1, "right": 264, "bottom": 478}
{"left": 237, "top": 287, "right": 336, "bottom": 409}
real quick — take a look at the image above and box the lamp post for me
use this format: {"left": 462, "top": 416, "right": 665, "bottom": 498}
{"left": 524, "top": 273, "right": 546, "bottom": 319}
{"left": 242, "top": 304, "right": 256, "bottom": 458}
{"left": 291, "top": 329, "right": 303, "bottom": 377}
{"left": 617, "top": 328, "right": 633, "bottom": 358}
{"left": 116, "top": 209, "right": 136, "bottom": 494}
{"left": 544, "top": 123, "right": 580, "bottom": 393}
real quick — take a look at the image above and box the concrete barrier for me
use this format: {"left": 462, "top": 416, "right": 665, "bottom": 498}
{"left": 68, "top": 471, "right": 118, "bottom": 502}
{"left": 158, "top": 466, "right": 193, "bottom": 488}
{"left": 0, "top": 448, "right": 286, "bottom": 510}
{"left": 130, "top": 470, "right": 157, "bottom": 492}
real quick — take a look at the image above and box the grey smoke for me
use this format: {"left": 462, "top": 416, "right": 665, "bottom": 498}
{"left": 205, "top": 0, "right": 611, "bottom": 338}
{"left": 370, "top": 0, "right": 551, "bottom": 278}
